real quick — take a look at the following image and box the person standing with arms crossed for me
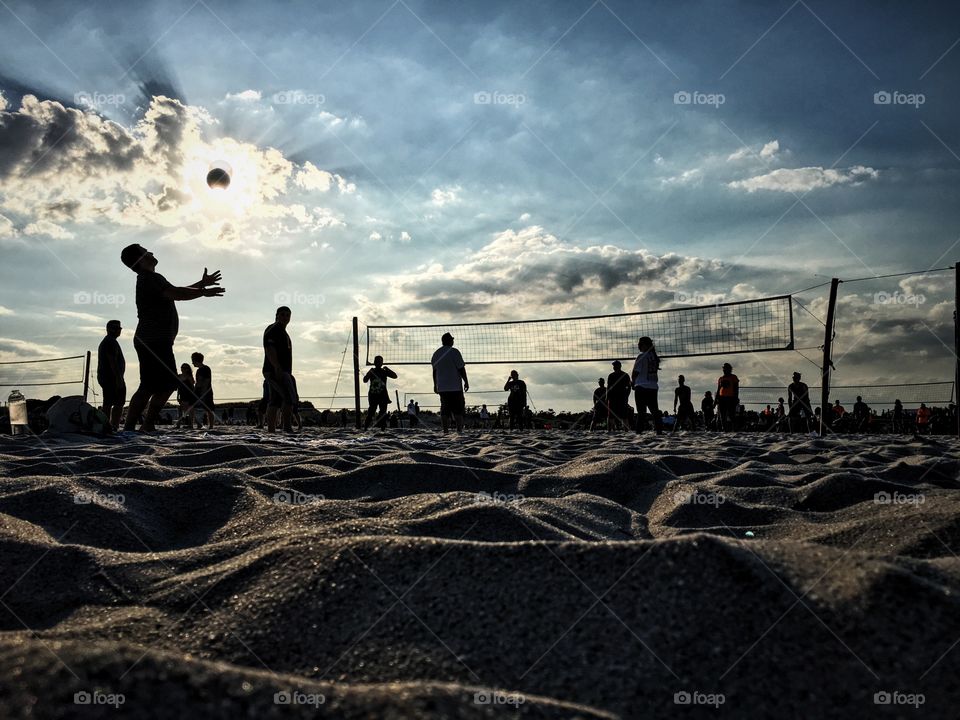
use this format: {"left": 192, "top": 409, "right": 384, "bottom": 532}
{"left": 431, "top": 332, "right": 469, "bottom": 432}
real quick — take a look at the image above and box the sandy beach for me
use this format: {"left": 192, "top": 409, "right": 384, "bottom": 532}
{"left": 0, "top": 428, "right": 958, "bottom": 718}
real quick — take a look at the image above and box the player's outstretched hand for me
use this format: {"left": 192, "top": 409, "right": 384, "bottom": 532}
{"left": 200, "top": 268, "right": 222, "bottom": 287}
{"left": 203, "top": 286, "right": 226, "bottom": 297}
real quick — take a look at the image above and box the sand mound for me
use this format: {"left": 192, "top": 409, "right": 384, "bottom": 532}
{"left": 1, "top": 429, "right": 959, "bottom": 718}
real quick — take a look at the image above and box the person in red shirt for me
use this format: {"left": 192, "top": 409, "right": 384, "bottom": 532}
{"left": 716, "top": 363, "right": 739, "bottom": 431}
{"left": 916, "top": 403, "right": 931, "bottom": 434}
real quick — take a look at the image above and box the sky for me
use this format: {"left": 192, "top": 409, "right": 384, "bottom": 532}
{"left": 0, "top": 0, "right": 958, "bottom": 412}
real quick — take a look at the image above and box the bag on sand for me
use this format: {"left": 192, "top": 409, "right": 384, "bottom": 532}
{"left": 46, "top": 396, "right": 113, "bottom": 437}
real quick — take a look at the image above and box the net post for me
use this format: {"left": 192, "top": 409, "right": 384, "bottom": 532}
{"left": 352, "top": 317, "right": 361, "bottom": 429}
{"left": 954, "top": 262, "right": 959, "bottom": 439}
{"left": 82, "top": 350, "right": 91, "bottom": 403}
{"left": 820, "top": 278, "right": 840, "bottom": 435}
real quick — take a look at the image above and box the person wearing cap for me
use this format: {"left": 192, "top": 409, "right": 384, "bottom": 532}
{"left": 716, "top": 362, "right": 739, "bottom": 431}
{"left": 431, "top": 332, "right": 469, "bottom": 432}
{"left": 606, "top": 360, "right": 632, "bottom": 432}
{"left": 590, "top": 377, "right": 607, "bottom": 431}
{"left": 787, "top": 371, "right": 815, "bottom": 432}
{"left": 97, "top": 319, "right": 126, "bottom": 428}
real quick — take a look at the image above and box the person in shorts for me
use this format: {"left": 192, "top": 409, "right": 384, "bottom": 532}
{"left": 191, "top": 352, "right": 215, "bottom": 428}
{"left": 431, "top": 332, "right": 469, "bottom": 432}
{"left": 262, "top": 306, "right": 294, "bottom": 432}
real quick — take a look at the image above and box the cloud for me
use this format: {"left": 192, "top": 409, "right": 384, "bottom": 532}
{"left": 369, "top": 231, "right": 382, "bottom": 241}
{"left": 0, "top": 94, "right": 357, "bottom": 251}
{"left": 0, "top": 305, "right": 13, "bottom": 316}
{"left": 389, "top": 225, "right": 730, "bottom": 319}
{"left": 660, "top": 168, "right": 702, "bottom": 187}
{"left": 55, "top": 310, "right": 101, "bottom": 322}
{"left": 727, "top": 139, "right": 780, "bottom": 162}
{"left": 728, "top": 165, "right": 878, "bottom": 193}
{"left": 431, "top": 186, "right": 461, "bottom": 207}
{"left": 0, "top": 213, "right": 15, "bottom": 238}
{"left": 23, "top": 220, "right": 74, "bottom": 239}
{"left": 225, "top": 89, "right": 262, "bottom": 102}
{"left": 399, "top": 231, "right": 412, "bottom": 243}
{"left": 759, "top": 140, "right": 780, "bottom": 159}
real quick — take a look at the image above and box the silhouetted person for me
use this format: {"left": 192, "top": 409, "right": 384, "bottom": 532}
{"left": 523, "top": 405, "right": 534, "bottom": 429}
{"left": 590, "top": 378, "right": 607, "bottom": 431}
{"left": 852, "top": 395, "right": 870, "bottom": 432}
{"left": 631, "top": 336, "right": 663, "bottom": 434}
{"left": 120, "top": 244, "right": 224, "bottom": 432}
{"left": 701, "top": 391, "right": 715, "bottom": 430}
{"left": 364, "top": 355, "right": 397, "bottom": 429}
{"left": 176, "top": 363, "right": 195, "bottom": 429}
{"left": 787, "top": 371, "right": 814, "bottom": 432}
{"left": 716, "top": 363, "right": 739, "bottom": 431}
{"left": 407, "top": 399, "right": 419, "bottom": 428}
{"left": 504, "top": 369, "right": 528, "bottom": 430}
{"left": 673, "top": 374, "right": 695, "bottom": 431}
{"left": 97, "top": 319, "right": 126, "bottom": 428}
{"left": 776, "top": 397, "right": 786, "bottom": 431}
{"left": 479, "top": 404, "right": 490, "bottom": 429}
{"left": 191, "top": 352, "right": 215, "bottom": 428}
{"left": 607, "top": 360, "right": 632, "bottom": 431}
{"left": 431, "top": 332, "right": 468, "bottom": 432}
{"left": 263, "top": 306, "right": 295, "bottom": 432}
{"left": 893, "top": 399, "right": 905, "bottom": 434}
{"left": 916, "top": 403, "right": 931, "bottom": 434}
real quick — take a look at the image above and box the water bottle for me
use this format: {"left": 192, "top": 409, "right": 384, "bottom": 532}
{"left": 8, "top": 390, "right": 28, "bottom": 435}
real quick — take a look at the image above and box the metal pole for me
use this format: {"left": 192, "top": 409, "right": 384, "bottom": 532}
{"left": 821, "top": 278, "right": 840, "bottom": 435}
{"left": 352, "top": 317, "right": 361, "bottom": 429}
{"left": 954, "top": 262, "right": 959, "bottom": 438}
{"left": 82, "top": 350, "right": 91, "bottom": 403}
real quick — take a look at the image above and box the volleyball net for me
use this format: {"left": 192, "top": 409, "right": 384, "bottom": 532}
{"left": 366, "top": 294, "right": 794, "bottom": 365}
{"left": 738, "top": 381, "right": 955, "bottom": 407}
{"left": 0, "top": 353, "right": 91, "bottom": 401}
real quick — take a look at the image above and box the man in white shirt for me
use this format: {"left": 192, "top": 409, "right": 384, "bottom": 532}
{"left": 431, "top": 332, "right": 469, "bottom": 432}
{"left": 631, "top": 336, "right": 663, "bottom": 434}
